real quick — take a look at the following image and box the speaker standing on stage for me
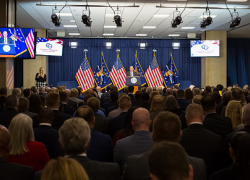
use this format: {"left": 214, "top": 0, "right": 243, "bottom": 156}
{"left": 35, "top": 67, "right": 46, "bottom": 90}
{"left": 127, "top": 66, "right": 137, "bottom": 77}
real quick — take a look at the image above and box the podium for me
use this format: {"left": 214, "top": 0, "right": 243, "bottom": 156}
{"left": 126, "top": 76, "right": 141, "bottom": 94}
{"left": 0, "top": 43, "right": 16, "bottom": 57}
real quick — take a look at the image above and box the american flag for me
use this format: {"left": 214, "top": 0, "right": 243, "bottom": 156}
{"left": 109, "top": 58, "right": 127, "bottom": 91}
{"left": 36, "top": 38, "right": 63, "bottom": 45}
{"left": 75, "top": 56, "right": 95, "bottom": 92}
{"left": 6, "top": 60, "right": 14, "bottom": 89}
{"left": 25, "top": 29, "right": 35, "bottom": 58}
{"left": 145, "top": 57, "right": 163, "bottom": 88}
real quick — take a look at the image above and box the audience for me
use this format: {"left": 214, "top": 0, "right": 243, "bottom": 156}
{"left": 0, "top": 88, "right": 7, "bottom": 112}
{"left": 127, "top": 86, "right": 135, "bottom": 101}
{"left": 114, "top": 108, "right": 153, "bottom": 172}
{"left": 68, "top": 88, "right": 82, "bottom": 108}
{"left": 184, "top": 88, "right": 193, "bottom": 103}
{"left": 150, "top": 95, "right": 165, "bottom": 131}
{"left": 31, "top": 86, "right": 38, "bottom": 94}
{"left": 29, "top": 94, "right": 43, "bottom": 114}
{"left": 131, "top": 91, "right": 142, "bottom": 106}
{"left": 38, "top": 87, "right": 45, "bottom": 97}
{"left": 108, "top": 93, "right": 126, "bottom": 120}
{"left": 216, "top": 91, "right": 231, "bottom": 115}
{"left": 177, "top": 89, "right": 191, "bottom": 111}
{"left": 76, "top": 105, "right": 113, "bottom": 162}
{"left": 41, "top": 157, "right": 89, "bottom": 180}
{"left": 60, "top": 92, "right": 76, "bottom": 115}
{"left": 96, "top": 86, "right": 103, "bottom": 99}
{"left": 193, "top": 88, "right": 201, "bottom": 96}
{"left": 225, "top": 101, "right": 242, "bottom": 131}
{"left": 140, "top": 93, "right": 150, "bottom": 110}
{"left": 18, "top": 97, "right": 39, "bottom": 128}
{"left": 165, "top": 95, "right": 182, "bottom": 116}
{"left": 12, "top": 88, "right": 21, "bottom": 98}
{"left": 34, "top": 108, "right": 59, "bottom": 159}
{"left": 23, "top": 88, "right": 31, "bottom": 98}
{"left": 7, "top": 114, "right": 50, "bottom": 172}
{"left": 193, "top": 95, "right": 202, "bottom": 104}
{"left": 103, "top": 90, "right": 119, "bottom": 112}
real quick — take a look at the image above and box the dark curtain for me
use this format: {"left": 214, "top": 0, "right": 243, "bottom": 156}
{"left": 14, "top": 59, "right": 23, "bottom": 88}
{"left": 48, "top": 38, "right": 201, "bottom": 88}
{"left": 227, "top": 38, "right": 250, "bottom": 88}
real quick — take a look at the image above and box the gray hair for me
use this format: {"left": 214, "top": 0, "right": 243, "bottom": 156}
{"left": 59, "top": 118, "right": 90, "bottom": 155}
{"left": 166, "top": 95, "right": 180, "bottom": 111}
{"left": 12, "top": 88, "right": 21, "bottom": 97}
{"left": 39, "top": 86, "right": 45, "bottom": 93}
{"left": 146, "top": 87, "right": 153, "bottom": 94}
{"left": 193, "top": 88, "right": 201, "bottom": 96}
{"left": 242, "top": 103, "right": 250, "bottom": 126}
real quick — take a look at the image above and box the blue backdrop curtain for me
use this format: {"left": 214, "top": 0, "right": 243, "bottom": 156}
{"left": 48, "top": 38, "right": 201, "bottom": 88}
{"left": 227, "top": 38, "right": 250, "bottom": 88}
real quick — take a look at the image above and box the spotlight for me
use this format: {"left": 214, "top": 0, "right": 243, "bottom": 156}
{"left": 81, "top": 14, "right": 92, "bottom": 27}
{"left": 229, "top": 16, "right": 241, "bottom": 28}
{"left": 200, "top": 16, "right": 213, "bottom": 29}
{"left": 51, "top": 14, "right": 58, "bottom": 24}
{"left": 114, "top": 15, "right": 122, "bottom": 27}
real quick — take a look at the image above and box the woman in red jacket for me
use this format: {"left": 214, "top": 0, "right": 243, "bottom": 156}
{"left": 7, "top": 113, "right": 50, "bottom": 172}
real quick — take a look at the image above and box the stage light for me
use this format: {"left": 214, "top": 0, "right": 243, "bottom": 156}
{"left": 82, "top": 14, "right": 92, "bottom": 27}
{"left": 114, "top": 15, "right": 122, "bottom": 27}
{"left": 229, "top": 16, "right": 241, "bottom": 28}
{"left": 200, "top": 16, "right": 213, "bottom": 29}
{"left": 51, "top": 13, "right": 58, "bottom": 24}
{"left": 171, "top": 16, "right": 182, "bottom": 28}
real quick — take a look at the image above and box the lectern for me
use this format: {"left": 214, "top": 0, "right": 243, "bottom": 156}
{"left": 126, "top": 76, "right": 141, "bottom": 94}
{"left": 0, "top": 43, "right": 16, "bottom": 57}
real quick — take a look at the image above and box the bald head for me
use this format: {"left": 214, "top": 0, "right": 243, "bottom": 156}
{"left": 96, "top": 86, "right": 101, "bottom": 92}
{"left": 132, "top": 108, "right": 151, "bottom": 131}
{"left": 65, "top": 89, "right": 71, "bottom": 98}
{"left": 0, "top": 125, "right": 10, "bottom": 159}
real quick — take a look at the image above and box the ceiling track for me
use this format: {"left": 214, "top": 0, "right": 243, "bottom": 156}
{"left": 156, "top": 5, "right": 250, "bottom": 9}
{"left": 36, "top": 4, "right": 140, "bottom": 8}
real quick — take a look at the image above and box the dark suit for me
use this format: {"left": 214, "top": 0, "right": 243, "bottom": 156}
{"left": 93, "top": 113, "right": 109, "bottom": 134}
{"left": 38, "top": 93, "right": 45, "bottom": 98}
{"left": 216, "top": 102, "right": 228, "bottom": 115}
{"left": 34, "top": 156, "right": 120, "bottom": 180}
{"left": 62, "top": 103, "right": 76, "bottom": 115}
{"left": 0, "top": 37, "right": 14, "bottom": 44}
{"left": 180, "top": 124, "right": 223, "bottom": 177}
{"left": 87, "top": 129, "right": 113, "bottom": 162}
{"left": 107, "top": 105, "right": 118, "bottom": 116}
{"left": 0, "top": 96, "right": 6, "bottom": 112}
{"left": 203, "top": 113, "right": 233, "bottom": 138}
{"left": 177, "top": 98, "right": 191, "bottom": 112}
{"left": 0, "top": 157, "right": 34, "bottom": 180}
{"left": 34, "top": 125, "right": 59, "bottom": 159}
{"left": 126, "top": 71, "right": 137, "bottom": 77}
{"left": 101, "top": 92, "right": 109, "bottom": 105}
{"left": 67, "top": 99, "right": 78, "bottom": 109}
{"left": 109, "top": 112, "right": 128, "bottom": 137}
{"left": 21, "top": 111, "right": 39, "bottom": 128}
{"left": 132, "top": 100, "right": 141, "bottom": 107}
{"left": 114, "top": 130, "right": 153, "bottom": 171}
{"left": 150, "top": 108, "right": 164, "bottom": 131}
{"left": 140, "top": 102, "right": 151, "bottom": 111}
{"left": 0, "top": 108, "right": 19, "bottom": 128}
{"left": 103, "top": 100, "right": 116, "bottom": 112}
{"left": 128, "top": 94, "right": 135, "bottom": 101}
{"left": 52, "top": 110, "right": 72, "bottom": 130}
{"left": 123, "top": 151, "right": 207, "bottom": 180}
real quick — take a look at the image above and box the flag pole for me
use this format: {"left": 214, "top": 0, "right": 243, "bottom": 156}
{"left": 84, "top": 49, "right": 88, "bottom": 87}
{"left": 100, "top": 51, "right": 103, "bottom": 85}
{"left": 116, "top": 49, "right": 120, "bottom": 87}
{"left": 153, "top": 49, "right": 157, "bottom": 87}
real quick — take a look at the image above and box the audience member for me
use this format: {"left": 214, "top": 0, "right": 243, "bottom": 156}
{"left": 18, "top": 97, "right": 39, "bottom": 128}
{"left": 149, "top": 91, "right": 159, "bottom": 104}
{"left": 233, "top": 84, "right": 239, "bottom": 88}
{"left": 216, "top": 84, "right": 224, "bottom": 92}
{"left": 165, "top": 88, "right": 173, "bottom": 97}
{"left": 165, "top": 95, "right": 182, "bottom": 116}
{"left": 60, "top": 92, "right": 76, "bottom": 115}
{"left": 225, "top": 101, "right": 242, "bottom": 131}
{"left": 0, "top": 88, "right": 7, "bottom": 112}
{"left": 7, "top": 114, "right": 50, "bottom": 172}
{"left": 109, "top": 95, "right": 131, "bottom": 137}
{"left": 140, "top": 93, "right": 150, "bottom": 110}
{"left": 201, "top": 94, "right": 233, "bottom": 138}
{"left": 193, "top": 95, "right": 202, "bottom": 104}
{"left": 146, "top": 87, "right": 152, "bottom": 94}
{"left": 205, "top": 86, "right": 212, "bottom": 94}
{"left": 216, "top": 91, "right": 231, "bottom": 115}
{"left": 212, "top": 91, "right": 222, "bottom": 105}
{"left": 103, "top": 90, "right": 118, "bottom": 112}
{"left": 184, "top": 88, "right": 193, "bottom": 103}
{"left": 31, "top": 86, "right": 38, "bottom": 94}
{"left": 193, "top": 88, "right": 201, "bottom": 96}
{"left": 123, "top": 111, "right": 206, "bottom": 180}
{"left": 38, "top": 87, "right": 45, "bottom": 97}
{"left": 12, "top": 88, "right": 21, "bottom": 98}
{"left": 210, "top": 132, "right": 250, "bottom": 180}
{"left": 174, "top": 84, "right": 179, "bottom": 89}
{"left": 103, "top": 86, "right": 118, "bottom": 104}
{"left": 101, "top": 85, "right": 111, "bottom": 104}
{"left": 76, "top": 106, "right": 112, "bottom": 162}
{"left": 0, "top": 95, "right": 19, "bottom": 128}
{"left": 87, "top": 97, "right": 109, "bottom": 134}
{"left": 132, "top": 91, "right": 142, "bottom": 106}
{"left": 0, "top": 125, "right": 34, "bottom": 180}
{"left": 41, "top": 157, "right": 89, "bottom": 180}
{"left": 127, "top": 86, "right": 135, "bottom": 101}
{"left": 34, "top": 108, "right": 59, "bottom": 159}
{"left": 23, "top": 88, "right": 31, "bottom": 98}
{"left": 96, "top": 86, "right": 103, "bottom": 99}
{"left": 148, "top": 142, "right": 193, "bottom": 180}
{"left": 150, "top": 95, "right": 165, "bottom": 131}
{"left": 177, "top": 89, "right": 191, "bottom": 112}
{"left": 45, "top": 92, "right": 71, "bottom": 130}
{"left": 108, "top": 93, "right": 127, "bottom": 120}
{"left": 114, "top": 108, "right": 153, "bottom": 171}
{"left": 180, "top": 104, "right": 222, "bottom": 177}
{"left": 29, "top": 94, "right": 42, "bottom": 114}
{"left": 68, "top": 88, "right": 82, "bottom": 108}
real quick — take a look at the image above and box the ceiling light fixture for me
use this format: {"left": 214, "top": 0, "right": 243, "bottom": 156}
{"left": 69, "top": 33, "right": 80, "bottom": 35}
{"left": 136, "top": 34, "right": 147, "bottom": 36}
{"left": 225, "top": 2, "right": 242, "bottom": 28}
{"left": 81, "top": 0, "right": 92, "bottom": 27}
{"left": 171, "top": 1, "right": 187, "bottom": 28}
{"left": 143, "top": 26, "right": 156, "bottom": 29}
{"left": 181, "top": 27, "right": 195, "bottom": 29}
{"left": 55, "top": 13, "right": 72, "bottom": 16}
{"left": 51, "top": 6, "right": 61, "bottom": 27}
{"left": 104, "top": 26, "right": 117, "bottom": 28}
{"left": 63, "top": 25, "right": 77, "bottom": 27}
{"left": 103, "top": 33, "right": 114, "bottom": 36}
{"left": 153, "top": 15, "right": 169, "bottom": 18}
{"left": 200, "top": 2, "right": 213, "bottom": 29}
{"left": 168, "top": 34, "right": 180, "bottom": 37}
{"left": 107, "top": 1, "right": 123, "bottom": 27}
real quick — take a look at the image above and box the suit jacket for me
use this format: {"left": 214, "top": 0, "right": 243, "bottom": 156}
{"left": 150, "top": 109, "right": 164, "bottom": 131}
{"left": 0, "top": 37, "right": 14, "bottom": 44}
{"left": 0, "top": 96, "right": 6, "bottom": 112}
{"left": 67, "top": 99, "right": 78, "bottom": 109}
{"left": 140, "top": 102, "right": 151, "bottom": 111}
{"left": 209, "top": 167, "right": 232, "bottom": 180}
{"left": 179, "top": 111, "right": 188, "bottom": 130}
{"left": 52, "top": 110, "right": 72, "bottom": 130}
{"left": 94, "top": 113, "right": 109, "bottom": 134}
{"left": 108, "top": 107, "right": 122, "bottom": 120}
{"left": 109, "top": 112, "right": 128, "bottom": 137}
{"left": 122, "top": 151, "right": 207, "bottom": 180}
{"left": 177, "top": 98, "right": 191, "bottom": 112}
{"left": 107, "top": 105, "right": 118, "bottom": 116}
{"left": 69, "top": 97, "right": 82, "bottom": 108}
{"left": 35, "top": 156, "right": 120, "bottom": 180}
{"left": 126, "top": 71, "right": 137, "bottom": 77}
{"left": 0, "top": 108, "right": 19, "bottom": 128}
{"left": 0, "top": 157, "right": 34, "bottom": 180}
{"left": 21, "top": 111, "right": 39, "bottom": 128}
{"left": 114, "top": 130, "right": 153, "bottom": 171}
{"left": 203, "top": 113, "right": 233, "bottom": 138}
{"left": 132, "top": 100, "right": 141, "bottom": 107}
{"left": 34, "top": 125, "right": 59, "bottom": 159}
{"left": 87, "top": 129, "right": 113, "bottom": 162}
{"left": 216, "top": 102, "right": 228, "bottom": 115}
{"left": 128, "top": 94, "right": 135, "bottom": 101}
{"left": 103, "top": 101, "right": 116, "bottom": 112}
{"left": 180, "top": 124, "right": 222, "bottom": 169}
{"left": 62, "top": 103, "right": 76, "bottom": 115}
{"left": 101, "top": 92, "right": 109, "bottom": 105}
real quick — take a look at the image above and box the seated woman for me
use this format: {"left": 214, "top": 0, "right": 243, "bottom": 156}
{"left": 210, "top": 132, "right": 250, "bottom": 180}
{"left": 7, "top": 114, "right": 50, "bottom": 172}
{"left": 165, "top": 95, "right": 182, "bottom": 116}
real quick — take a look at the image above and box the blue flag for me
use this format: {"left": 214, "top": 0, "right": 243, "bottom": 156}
{"left": 94, "top": 54, "right": 112, "bottom": 89}
{"left": 163, "top": 54, "right": 180, "bottom": 87}
{"left": 11, "top": 28, "right": 27, "bottom": 57}
{"left": 131, "top": 53, "right": 146, "bottom": 86}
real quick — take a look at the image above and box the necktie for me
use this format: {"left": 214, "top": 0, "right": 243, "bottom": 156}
{"left": 4, "top": 38, "right": 7, "bottom": 44}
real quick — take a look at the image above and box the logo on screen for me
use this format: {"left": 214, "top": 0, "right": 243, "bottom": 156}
{"left": 3, "top": 45, "right": 10, "bottom": 52}
{"left": 201, "top": 44, "right": 209, "bottom": 50}
{"left": 46, "top": 43, "right": 52, "bottom": 49}
{"left": 131, "top": 77, "right": 137, "bottom": 84}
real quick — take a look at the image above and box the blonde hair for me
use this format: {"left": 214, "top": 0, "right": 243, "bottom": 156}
{"left": 225, "top": 101, "right": 242, "bottom": 130}
{"left": 41, "top": 157, "right": 89, "bottom": 180}
{"left": 8, "top": 114, "right": 34, "bottom": 155}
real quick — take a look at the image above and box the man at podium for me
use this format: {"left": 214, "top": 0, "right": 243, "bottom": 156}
{"left": 127, "top": 66, "right": 137, "bottom": 77}
{"left": 0, "top": 31, "right": 14, "bottom": 44}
